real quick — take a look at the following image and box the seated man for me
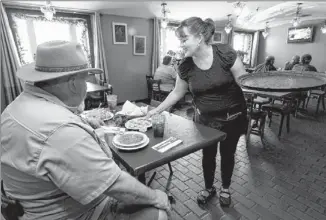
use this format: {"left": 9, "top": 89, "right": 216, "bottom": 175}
{"left": 154, "top": 56, "right": 177, "bottom": 92}
{"left": 1, "top": 41, "right": 170, "bottom": 220}
{"left": 284, "top": 55, "right": 300, "bottom": 70}
{"left": 254, "top": 56, "right": 277, "bottom": 73}
{"left": 292, "top": 54, "right": 318, "bottom": 72}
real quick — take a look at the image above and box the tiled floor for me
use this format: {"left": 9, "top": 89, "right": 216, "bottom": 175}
{"left": 146, "top": 99, "right": 326, "bottom": 220}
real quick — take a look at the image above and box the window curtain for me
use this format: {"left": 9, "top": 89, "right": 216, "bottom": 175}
{"left": 1, "top": 3, "right": 23, "bottom": 112}
{"left": 151, "top": 17, "right": 160, "bottom": 76}
{"left": 250, "top": 31, "right": 260, "bottom": 68}
{"left": 93, "top": 12, "right": 109, "bottom": 83}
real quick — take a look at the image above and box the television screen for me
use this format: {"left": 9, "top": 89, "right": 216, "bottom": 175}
{"left": 287, "top": 26, "right": 314, "bottom": 43}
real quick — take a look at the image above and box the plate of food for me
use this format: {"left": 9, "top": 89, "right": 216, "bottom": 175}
{"left": 125, "top": 117, "right": 152, "bottom": 131}
{"left": 112, "top": 131, "right": 149, "bottom": 151}
{"left": 82, "top": 108, "right": 114, "bottom": 121}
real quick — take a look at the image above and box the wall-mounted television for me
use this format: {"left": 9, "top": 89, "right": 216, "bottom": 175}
{"left": 287, "top": 26, "right": 314, "bottom": 43}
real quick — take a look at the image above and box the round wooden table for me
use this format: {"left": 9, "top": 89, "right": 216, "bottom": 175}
{"left": 239, "top": 71, "right": 326, "bottom": 92}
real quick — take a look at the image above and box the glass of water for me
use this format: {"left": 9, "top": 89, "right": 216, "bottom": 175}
{"left": 152, "top": 114, "right": 166, "bottom": 137}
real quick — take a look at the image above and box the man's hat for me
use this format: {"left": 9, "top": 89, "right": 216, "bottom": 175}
{"left": 16, "top": 40, "right": 102, "bottom": 83}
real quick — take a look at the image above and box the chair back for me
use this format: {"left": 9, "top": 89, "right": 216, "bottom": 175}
{"left": 148, "top": 79, "right": 163, "bottom": 101}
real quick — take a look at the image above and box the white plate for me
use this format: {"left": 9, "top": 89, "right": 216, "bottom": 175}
{"left": 82, "top": 109, "right": 114, "bottom": 121}
{"left": 125, "top": 117, "right": 152, "bottom": 130}
{"left": 113, "top": 131, "right": 147, "bottom": 147}
{"left": 112, "top": 136, "right": 149, "bottom": 151}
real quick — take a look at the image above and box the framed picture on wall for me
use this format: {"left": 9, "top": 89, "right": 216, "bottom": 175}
{"left": 112, "top": 22, "right": 128, "bottom": 44}
{"left": 133, "top": 35, "right": 146, "bottom": 55}
{"left": 212, "top": 31, "right": 223, "bottom": 43}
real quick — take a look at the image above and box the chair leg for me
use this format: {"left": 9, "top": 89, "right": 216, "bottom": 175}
{"left": 260, "top": 116, "right": 266, "bottom": 139}
{"left": 306, "top": 96, "right": 311, "bottom": 109}
{"left": 286, "top": 114, "right": 290, "bottom": 133}
{"left": 268, "top": 112, "right": 272, "bottom": 127}
{"left": 322, "top": 95, "right": 325, "bottom": 111}
{"left": 278, "top": 114, "right": 285, "bottom": 137}
{"left": 316, "top": 96, "right": 322, "bottom": 115}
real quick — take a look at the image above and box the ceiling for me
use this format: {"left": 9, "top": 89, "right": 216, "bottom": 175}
{"left": 5, "top": 1, "right": 326, "bottom": 30}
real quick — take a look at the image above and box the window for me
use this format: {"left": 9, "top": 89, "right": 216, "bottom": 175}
{"left": 5, "top": 7, "right": 94, "bottom": 66}
{"left": 232, "top": 31, "right": 253, "bottom": 66}
{"left": 160, "top": 23, "right": 180, "bottom": 63}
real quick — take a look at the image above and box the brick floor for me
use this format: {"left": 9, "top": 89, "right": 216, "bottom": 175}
{"left": 147, "top": 99, "right": 326, "bottom": 220}
{"left": 130, "top": 99, "right": 325, "bottom": 219}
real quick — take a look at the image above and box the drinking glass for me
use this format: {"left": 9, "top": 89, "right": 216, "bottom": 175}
{"left": 107, "top": 94, "right": 118, "bottom": 113}
{"left": 152, "top": 114, "right": 166, "bottom": 137}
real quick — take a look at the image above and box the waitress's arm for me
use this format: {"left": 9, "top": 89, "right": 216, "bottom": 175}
{"left": 230, "top": 56, "right": 247, "bottom": 86}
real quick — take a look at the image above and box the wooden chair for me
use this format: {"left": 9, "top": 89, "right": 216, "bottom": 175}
{"left": 305, "top": 86, "right": 326, "bottom": 115}
{"left": 244, "top": 93, "right": 267, "bottom": 144}
{"left": 149, "top": 79, "right": 170, "bottom": 101}
{"left": 145, "top": 75, "right": 153, "bottom": 103}
{"left": 85, "top": 81, "right": 113, "bottom": 110}
{"left": 261, "top": 96, "right": 297, "bottom": 137}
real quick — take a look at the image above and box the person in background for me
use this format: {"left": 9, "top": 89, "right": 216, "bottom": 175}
{"left": 253, "top": 55, "right": 277, "bottom": 73}
{"left": 1, "top": 41, "right": 170, "bottom": 220}
{"left": 147, "top": 17, "right": 248, "bottom": 207}
{"left": 292, "top": 54, "right": 318, "bottom": 72}
{"left": 154, "top": 55, "right": 178, "bottom": 92}
{"left": 284, "top": 55, "right": 300, "bottom": 70}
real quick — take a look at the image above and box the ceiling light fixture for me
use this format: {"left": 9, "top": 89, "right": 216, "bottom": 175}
{"left": 262, "top": 22, "right": 269, "bottom": 39}
{"left": 40, "top": 0, "right": 56, "bottom": 20}
{"left": 161, "top": 2, "right": 170, "bottom": 29}
{"left": 291, "top": 3, "right": 302, "bottom": 27}
{"left": 321, "top": 20, "right": 326, "bottom": 34}
{"left": 225, "top": 14, "right": 233, "bottom": 34}
{"left": 233, "top": 1, "right": 246, "bottom": 16}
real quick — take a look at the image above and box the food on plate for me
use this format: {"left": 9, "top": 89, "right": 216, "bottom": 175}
{"left": 125, "top": 118, "right": 152, "bottom": 130}
{"left": 115, "top": 132, "right": 145, "bottom": 146}
{"left": 83, "top": 108, "right": 113, "bottom": 121}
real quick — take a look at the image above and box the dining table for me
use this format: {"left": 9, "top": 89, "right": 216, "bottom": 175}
{"left": 240, "top": 71, "right": 326, "bottom": 117}
{"left": 102, "top": 103, "right": 227, "bottom": 186}
{"left": 241, "top": 88, "right": 294, "bottom": 99}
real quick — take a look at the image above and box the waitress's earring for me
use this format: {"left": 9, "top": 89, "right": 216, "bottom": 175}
{"left": 197, "top": 38, "right": 202, "bottom": 47}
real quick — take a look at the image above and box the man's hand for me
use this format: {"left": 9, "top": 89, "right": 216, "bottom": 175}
{"left": 85, "top": 117, "right": 105, "bottom": 129}
{"left": 153, "top": 189, "right": 172, "bottom": 215}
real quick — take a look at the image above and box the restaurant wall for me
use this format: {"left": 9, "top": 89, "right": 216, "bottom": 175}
{"left": 101, "top": 14, "right": 153, "bottom": 103}
{"left": 257, "top": 22, "right": 326, "bottom": 72}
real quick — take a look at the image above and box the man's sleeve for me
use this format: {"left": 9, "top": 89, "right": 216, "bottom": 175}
{"left": 37, "top": 125, "right": 122, "bottom": 205}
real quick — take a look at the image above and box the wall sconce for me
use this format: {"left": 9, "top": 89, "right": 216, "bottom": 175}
{"left": 40, "top": 0, "right": 56, "bottom": 20}
{"left": 224, "top": 14, "right": 233, "bottom": 34}
{"left": 262, "top": 22, "right": 269, "bottom": 39}
{"left": 321, "top": 20, "right": 326, "bottom": 34}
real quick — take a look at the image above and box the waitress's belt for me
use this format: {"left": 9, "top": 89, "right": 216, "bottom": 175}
{"left": 196, "top": 104, "right": 244, "bottom": 122}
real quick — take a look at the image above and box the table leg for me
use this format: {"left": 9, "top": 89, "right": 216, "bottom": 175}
{"left": 137, "top": 173, "right": 146, "bottom": 185}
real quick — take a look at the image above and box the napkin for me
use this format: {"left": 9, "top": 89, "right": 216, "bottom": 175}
{"left": 152, "top": 137, "right": 183, "bottom": 153}
{"left": 116, "top": 100, "right": 148, "bottom": 117}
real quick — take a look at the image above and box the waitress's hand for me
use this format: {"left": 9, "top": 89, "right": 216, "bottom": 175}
{"left": 146, "top": 108, "right": 160, "bottom": 119}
